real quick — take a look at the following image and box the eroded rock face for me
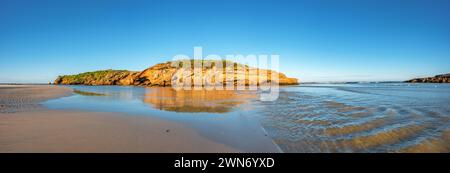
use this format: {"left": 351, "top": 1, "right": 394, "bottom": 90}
{"left": 132, "top": 62, "right": 178, "bottom": 86}
{"left": 54, "top": 60, "right": 299, "bottom": 86}
{"left": 405, "top": 74, "right": 450, "bottom": 83}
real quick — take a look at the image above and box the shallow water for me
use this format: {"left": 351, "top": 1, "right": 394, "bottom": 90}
{"left": 43, "top": 86, "right": 278, "bottom": 152}
{"left": 43, "top": 83, "right": 450, "bottom": 152}
{"left": 256, "top": 83, "right": 450, "bottom": 152}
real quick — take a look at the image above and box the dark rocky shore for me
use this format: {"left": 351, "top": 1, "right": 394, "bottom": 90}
{"left": 405, "top": 74, "right": 450, "bottom": 83}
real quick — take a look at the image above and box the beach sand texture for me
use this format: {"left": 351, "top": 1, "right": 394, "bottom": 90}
{"left": 0, "top": 85, "right": 242, "bottom": 152}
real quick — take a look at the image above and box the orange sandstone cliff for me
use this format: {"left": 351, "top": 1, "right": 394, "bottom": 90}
{"left": 54, "top": 60, "right": 299, "bottom": 86}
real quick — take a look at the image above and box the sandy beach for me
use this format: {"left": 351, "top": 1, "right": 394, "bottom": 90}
{"left": 0, "top": 85, "right": 244, "bottom": 152}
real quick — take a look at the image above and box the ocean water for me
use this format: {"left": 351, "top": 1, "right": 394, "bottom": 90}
{"left": 43, "top": 83, "right": 450, "bottom": 152}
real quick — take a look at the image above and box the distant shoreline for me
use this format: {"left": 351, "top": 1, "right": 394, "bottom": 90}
{"left": 5, "top": 81, "right": 450, "bottom": 86}
{"left": 4, "top": 73, "right": 450, "bottom": 85}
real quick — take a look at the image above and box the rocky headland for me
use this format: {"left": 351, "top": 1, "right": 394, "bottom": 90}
{"left": 405, "top": 74, "right": 450, "bottom": 83}
{"left": 54, "top": 60, "right": 299, "bottom": 86}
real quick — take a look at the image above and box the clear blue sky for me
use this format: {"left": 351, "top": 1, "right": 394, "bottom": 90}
{"left": 1, "top": 0, "right": 449, "bottom": 83}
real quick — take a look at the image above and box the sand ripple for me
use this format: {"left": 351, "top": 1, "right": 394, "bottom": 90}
{"left": 0, "top": 85, "right": 72, "bottom": 113}
{"left": 258, "top": 88, "right": 450, "bottom": 153}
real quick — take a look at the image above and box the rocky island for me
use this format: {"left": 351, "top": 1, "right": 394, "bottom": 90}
{"left": 405, "top": 74, "right": 450, "bottom": 83}
{"left": 54, "top": 60, "right": 299, "bottom": 86}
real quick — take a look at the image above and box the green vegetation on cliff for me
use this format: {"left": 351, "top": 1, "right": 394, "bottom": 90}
{"left": 54, "top": 69, "right": 138, "bottom": 85}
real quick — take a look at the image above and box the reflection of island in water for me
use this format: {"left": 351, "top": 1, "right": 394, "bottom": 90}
{"left": 143, "top": 87, "right": 258, "bottom": 113}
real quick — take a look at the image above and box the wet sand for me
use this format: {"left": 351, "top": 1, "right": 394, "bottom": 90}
{"left": 0, "top": 85, "right": 243, "bottom": 152}
{"left": 259, "top": 85, "right": 450, "bottom": 153}
{"left": 0, "top": 85, "right": 72, "bottom": 113}
{"left": 0, "top": 110, "right": 239, "bottom": 152}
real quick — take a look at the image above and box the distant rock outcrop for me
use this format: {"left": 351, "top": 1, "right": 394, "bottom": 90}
{"left": 54, "top": 60, "right": 299, "bottom": 86}
{"left": 405, "top": 74, "right": 450, "bottom": 83}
